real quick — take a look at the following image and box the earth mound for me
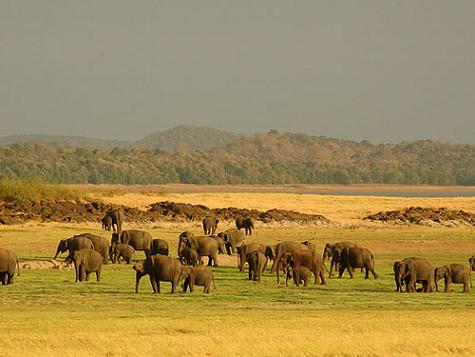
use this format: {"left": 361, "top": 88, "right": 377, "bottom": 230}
{"left": 364, "top": 207, "right": 475, "bottom": 227}
{"left": 0, "top": 199, "right": 330, "bottom": 225}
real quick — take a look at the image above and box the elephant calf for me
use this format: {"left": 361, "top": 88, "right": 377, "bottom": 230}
{"left": 109, "top": 243, "right": 135, "bottom": 264}
{"left": 73, "top": 249, "right": 103, "bottom": 282}
{"left": 286, "top": 266, "right": 311, "bottom": 287}
{"left": 435, "top": 264, "right": 471, "bottom": 293}
{"left": 181, "top": 266, "right": 215, "bottom": 293}
{"left": 246, "top": 251, "right": 267, "bottom": 281}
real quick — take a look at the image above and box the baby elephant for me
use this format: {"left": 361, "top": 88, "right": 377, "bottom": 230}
{"left": 73, "top": 249, "right": 103, "bottom": 282}
{"left": 286, "top": 266, "right": 311, "bottom": 287}
{"left": 181, "top": 266, "right": 215, "bottom": 293}
{"left": 179, "top": 247, "right": 201, "bottom": 267}
{"left": 109, "top": 243, "right": 135, "bottom": 264}
{"left": 434, "top": 264, "right": 471, "bottom": 293}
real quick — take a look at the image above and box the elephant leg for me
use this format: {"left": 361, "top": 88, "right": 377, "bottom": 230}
{"left": 238, "top": 253, "right": 244, "bottom": 272}
{"left": 85, "top": 272, "right": 90, "bottom": 282}
{"left": 406, "top": 277, "right": 416, "bottom": 292}
{"left": 212, "top": 253, "right": 218, "bottom": 267}
{"left": 96, "top": 268, "right": 101, "bottom": 282}
{"left": 7, "top": 273, "right": 13, "bottom": 285}
{"left": 445, "top": 281, "right": 451, "bottom": 293}
{"left": 320, "top": 268, "right": 326, "bottom": 285}
{"left": 248, "top": 269, "right": 252, "bottom": 281}
{"left": 463, "top": 280, "right": 470, "bottom": 293}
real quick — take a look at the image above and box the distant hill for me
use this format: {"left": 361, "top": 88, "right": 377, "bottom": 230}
{"left": 0, "top": 135, "right": 128, "bottom": 149}
{"left": 133, "top": 125, "right": 241, "bottom": 152}
{"left": 1, "top": 128, "right": 475, "bottom": 185}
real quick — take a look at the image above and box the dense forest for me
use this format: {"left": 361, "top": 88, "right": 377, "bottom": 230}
{"left": 1, "top": 129, "right": 475, "bottom": 185}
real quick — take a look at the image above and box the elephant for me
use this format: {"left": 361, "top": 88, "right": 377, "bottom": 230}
{"left": 469, "top": 256, "right": 475, "bottom": 271}
{"left": 179, "top": 247, "right": 201, "bottom": 266}
{"left": 270, "top": 241, "right": 311, "bottom": 275}
{"left": 209, "top": 235, "right": 227, "bottom": 255}
{"left": 109, "top": 243, "right": 135, "bottom": 264}
{"left": 202, "top": 217, "right": 219, "bottom": 235}
{"left": 338, "top": 247, "right": 378, "bottom": 279}
{"left": 246, "top": 251, "right": 267, "bottom": 281}
{"left": 264, "top": 244, "right": 276, "bottom": 262}
{"left": 178, "top": 231, "right": 194, "bottom": 256}
{"left": 393, "top": 261, "right": 404, "bottom": 292}
{"left": 53, "top": 236, "right": 94, "bottom": 262}
{"left": 133, "top": 255, "right": 183, "bottom": 294}
{"left": 101, "top": 215, "right": 112, "bottom": 231}
{"left": 323, "top": 242, "right": 358, "bottom": 278}
{"left": 75, "top": 233, "right": 109, "bottom": 262}
{"left": 181, "top": 266, "right": 215, "bottom": 293}
{"left": 73, "top": 249, "right": 103, "bottom": 282}
{"left": 104, "top": 208, "right": 122, "bottom": 232}
{"left": 277, "top": 250, "right": 325, "bottom": 285}
{"left": 235, "top": 217, "right": 254, "bottom": 235}
{"left": 150, "top": 238, "right": 169, "bottom": 256}
{"left": 286, "top": 266, "right": 311, "bottom": 287}
{"left": 237, "top": 243, "right": 266, "bottom": 271}
{"left": 397, "top": 257, "right": 434, "bottom": 293}
{"left": 218, "top": 228, "right": 244, "bottom": 255}
{"left": 0, "top": 248, "right": 20, "bottom": 285}
{"left": 183, "top": 235, "right": 221, "bottom": 267}
{"left": 434, "top": 264, "right": 471, "bottom": 293}
{"left": 111, "top": 230, "right": 152, "bottom": 258}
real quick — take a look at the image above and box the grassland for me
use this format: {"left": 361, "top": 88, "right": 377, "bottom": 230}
{"left": 1, "top": 189, "right": 475, "bottom": 356}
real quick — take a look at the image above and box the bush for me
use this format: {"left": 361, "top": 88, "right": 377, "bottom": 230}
{"left": 0, "top": 179, "right": 82, "bottom": 203}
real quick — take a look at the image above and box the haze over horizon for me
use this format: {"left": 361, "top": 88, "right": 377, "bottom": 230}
{"left": 1, "top": 1, "right": 474, "bottom": 143}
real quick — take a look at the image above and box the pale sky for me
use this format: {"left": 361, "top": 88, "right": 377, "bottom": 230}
{"left": 1, "top": 1, "right": 474, "bottom": 143}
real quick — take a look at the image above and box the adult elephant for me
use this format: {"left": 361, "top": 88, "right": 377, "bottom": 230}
{"left": 270, "top": 241, "right": 310, "bottom": 274}
{"left": 246, "top": 251, "right": 267, "bottom": 281}
{"left": 323, "top": 242, "right": 358, "bottom": 278}
{"left": 133, "top": 255, "right": 183, "bottom": 294}
{"left": 397, "top": 257, "right": 434, "bottom": 293}
{"left": 178, "top": 231, "right": 194, "bottom": 256}
{"left": 235, "top": 217, "right": 255, "bottom": 235}
{"left": 75, "top": 233, "right": 109, "bottom": 263}
{"left": 202, "top": 217, "right": 219, "bottom": 235}
{"left": 111, "top": 230, "right": 152, "bottom": 258}
{"left": 469, "top": 256, "right": 475, "bottom": 271}
{"left": 338, "top": 247, "right": 378, "bottom": 279}
{"left": 53, "top": 236, "right": 94, "bottom": 262}
{"left": 218, "top": 228, "right": 244, "bottom": 255}
{"left": 0, "top": 248, "right": 20, "bottom": 285}
{"left": 277, "top": 250, "right": 325, "bottom": 285}
{"left": 434, "top": 264, "right": 471, "bottom": 293}
{"left": 183, "top": 235, "right": 221, "bottom": 267}
{"left": 104, "top": 209, "right": 122, "bottom": 232}
{"left": 150, "top": 238, "right": 169, "bottom": 256}
{"left": 237, "top": 243, "right": 266, "bottom": 271}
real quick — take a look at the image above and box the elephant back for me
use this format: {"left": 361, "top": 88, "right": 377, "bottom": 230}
{"left": 69, "top": 236, "right": 95, "bottom": 252}
{"left": 119, "top": 230, "right": 152, "bottom": 251}
{"left": 0, "top": 248, "right": 17, "bottom": 272}
{"left": 151, "top": 239, "right": 169, "bottom": 256}
{"left": 77, "top": 233, "right": 109, "bottom": 259}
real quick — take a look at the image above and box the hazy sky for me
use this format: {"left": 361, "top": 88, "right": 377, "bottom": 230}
{"left": 1, "top": 1, "right": 474, "bottom": 143}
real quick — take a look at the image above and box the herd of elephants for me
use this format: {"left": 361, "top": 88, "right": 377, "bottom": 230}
{"left": 1, "top": 209, "right": 475, "bottom": 294}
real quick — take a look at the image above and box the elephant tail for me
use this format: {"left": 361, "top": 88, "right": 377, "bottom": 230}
{"left": 16, "top": 258, "right": 20, "bottom": 276}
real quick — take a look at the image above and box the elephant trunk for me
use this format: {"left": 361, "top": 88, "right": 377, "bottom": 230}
{"left": 53, "top": 246, "right": 61, "bottom": 260}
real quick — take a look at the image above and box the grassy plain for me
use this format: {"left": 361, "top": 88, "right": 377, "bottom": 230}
{"left": 1, "top": 189, "right": 475, "bottom": 356}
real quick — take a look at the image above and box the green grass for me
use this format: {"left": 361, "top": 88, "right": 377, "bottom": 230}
{"left": 0, "top": 179, "right": 84, "bottom": 203}
{"left": 1, "top": 224, "right": 475, "bottom": 356}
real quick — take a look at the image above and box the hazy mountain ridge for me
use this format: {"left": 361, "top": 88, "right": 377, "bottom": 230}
{"left": 1, "top": 128, "right": 475, "bottom": 185}
{"left": 0, "top": 135, "right": 129, "bottom": 149}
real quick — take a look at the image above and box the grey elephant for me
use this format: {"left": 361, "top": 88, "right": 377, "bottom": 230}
{"left": 469, "top": 256, "right": 475, "bottom": 271}
{"left": 269, "top": 241, "right": 311, "bottom": 274}
{"left": 179, "top": 247, "right": 201, "bottom": 266}
{"left": 0, "top": 248, "right": 20, "bottom": 285}
{"left": 75, "top": 233, "right": 109, "bottom": 263}
{"left": 73, "top": 249, "right": 103, "bottom": 282}
{"left": 53, "top": 235, "right": 94, "bottom": 262}
{"left": 246, "top": 251, "right": 267, "bottom": 281}
{"left": 181, "top": 266, "right": 215, "bottom": 293}
{"left": 237, "top": 243, "right": 266, "bottom": 271}
{"left": 101, "top": 215, "right": 113, "bottom": 231}
{"left": 286, "top": 266, "right": 311, "bottom": 287}
{"left": 178, "top": 231, "right": 194, "bottom": 256}
{"left": 202, "top": 217, "right": 219, "bottom": 235}
{"left": 235, "top": 217, "right": 255, "bottom": 235}
{"left": 183, "top": 235, "right": 221, "bottom": 267}
{"left": 109, "top": 243, "right": 135, "bottom": 264}
{"left": 323, "top": 242, "right": 358, "bottom": 278}
{"left": 111, "top": 230, "right": 152, "bottom": 258}
{"left": 397, "top": 257, "right": 434, "bottom": 293}
{"left": 104, "top": 208, "right": 122, "bottom": 232}
{"left": 338, "top": 247, "right": 377, "bottom": 279}
{"left": 133, "top": 255, "right": 183, "bottom": 294}
{"left": 277, "top": 250, "right": 325, "bottom": 285}
{"left": 434, "top": 264, "right": 471, "bottom": 293}
{"left": 218, "top": 228, "right": 244, "bottom": 255}
{"left": 150, "top": 238, "right": 169, "bottom": 256}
